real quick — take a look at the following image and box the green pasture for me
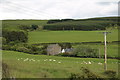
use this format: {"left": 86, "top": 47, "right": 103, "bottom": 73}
{"left": 28, "top": 29, "right": 118, "bottom": 44}
{"left": 2, "top": 20, "right": 47, "bottom": 30}
{"left": 2, "top": 50, "right": 119, "bottom": 78}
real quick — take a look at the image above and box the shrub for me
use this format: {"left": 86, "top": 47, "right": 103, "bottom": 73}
{"left": 58, "top": 43, "right": 72, "bottom": 49}
{"left": 8, "top": 41, "right": 21, "bottom": 46}
{"left": 73, "top": 45, "right": 98, "bottom": 58}
{"left": 69, "top": 67, "right": 101, "bottom": 80}
{"left": 16, "top": 47, "right": 31, "bottom": 53}
{"left": 104, "top": 70, "right": 117, "bottom": 78}
{"left": 31, "top": 25, "right": 38, "bottom": 30}
{"left": 3, "top": 43, "right": 46, "bottom": 55}
{"left": 19, "top": 25, "right": 31, "bottom": 31}
{"left": 2, "top": 37, "right": 7, "bottom": 45}
{"left": 2, "top": 62, "right": 10, "bottom": 78}
{"left": 3, "top": 30, "right": 28, "bottom": 43}
{"left": 2, "top": 45, "right": 11, "bottom": 50}
{"left": 81, "top": 67, "right": 100, "bottom": 79}
{"left": 19, "top": 25, "right": 38, "bottom": 31}
{"left": 28, "top": 45, "right": 40, "bottom": 52}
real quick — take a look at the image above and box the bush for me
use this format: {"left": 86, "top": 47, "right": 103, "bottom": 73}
{"left": 3, "top": 43, "right": 47, "bottom": 55}
{"left": 16, "top": 47, "right": 31, "bottom": 53}
{"left": 104, "top": 70, "right": 117, "bottom": 78}
{"left": 19, "top": 25, "right": 31, "bottom": 31}
{"left": 2, "top": 62, "right": 10, "bottom": 78}
{"left": 3, "top": 30, "right": 28, "bottom": 43}
{"left": 58, "top": 43, "right": 72, "bottom": 49}
{"left": 16, "top": 44, "right": 45, "bottom": 54}
{"left": 73, "top": 45, "right": 98, "bottom": 58}
{"left": 19, "top": 25, "right": 38, "bottom": 31}
{"left": 8, "top": 41, "right": 21, "bottom": 46}
{"left": 31, "top": 25, "right": 38, "bottom": 30}
{"left": 28, "top": 45, "right": 40, "bottom": 52}
{"left": 69, "top": 67, "right": 101, "bottom": 80}
{"left": 2, "top": 37, "right": 7, "bottom": 45}
{"left": 2, "top": 45, "right": 11, "bottom": 50}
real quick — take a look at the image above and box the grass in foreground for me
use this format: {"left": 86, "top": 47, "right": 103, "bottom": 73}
{"left": 2, "top": 50, "right": 119, "bottom": 78}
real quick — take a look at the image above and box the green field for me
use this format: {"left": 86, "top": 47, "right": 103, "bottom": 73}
{"left": 2, "top": 20, "right": 48, "bottom": 30}
{"left": 2, "top": 17, "right": 119, "bottom": 31}
{"left": 2, "top": 50, "right": 119, "bottom": 78}
{"left": 28, "top": 29, "right": 118, "bottom": 44}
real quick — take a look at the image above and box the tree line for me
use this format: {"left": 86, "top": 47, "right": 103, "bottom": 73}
{"left": 2, "top": 29, "right": 28, "bottom": 43}
{"left": 44, "top": 20, "right": 118, "bottom": 31}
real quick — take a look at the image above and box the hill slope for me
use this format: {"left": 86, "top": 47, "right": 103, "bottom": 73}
{"left": 2, "top": 17, "right": 119, "bottom": 30}
{"left": 44, "top": 17, "right": 119, "bottom": 30}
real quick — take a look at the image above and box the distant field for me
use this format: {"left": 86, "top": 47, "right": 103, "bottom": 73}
{"left": 28, "top": 29, "right": 118, "bottom": 44}
{"left": 2, "top": 50, "right": 119, "bottom": 78}
{"left": 2, "top": 20, "right": 48, "bottom": 30}
{"left": 2, "top": 17, "right": 119, "bottom": 31}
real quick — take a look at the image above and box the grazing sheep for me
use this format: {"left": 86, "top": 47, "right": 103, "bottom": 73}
{"left": 44, "top": 60, "right": 47, "bottom": 61}
{"left": 49, "top": 59, "right": 52, "bottom": 61}
{"left": 53, "top": 60, "right": 56, "bottom": 61}
{"left": 88, "top": 61, "right": 91, "bottom": 64}
{"left": 33, "top": 60, "right": 35, "bottom": 61}
{"left": 58, "top": 62, "right": 61, "bottom": 63}
{"left": 83, "top": 61, "right": 87, "bottom": 64}
{"left": 98, "top": 62, "right": 102, "bottom": 65}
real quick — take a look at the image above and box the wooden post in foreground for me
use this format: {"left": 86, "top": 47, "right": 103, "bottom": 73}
{"left": 104, "top": 32, "right": 107, "bottom": 71}
{"left": 102, "top": 32, "right": 111, "bottom": 71}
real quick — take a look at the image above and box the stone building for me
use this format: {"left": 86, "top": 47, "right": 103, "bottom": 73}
{"left": 47, "top": 44, "right": 61, "bottom": 55}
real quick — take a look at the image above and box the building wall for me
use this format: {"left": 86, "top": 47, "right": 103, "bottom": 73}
{"left": 47, "top": 44, "right": 61, "bottom": 55}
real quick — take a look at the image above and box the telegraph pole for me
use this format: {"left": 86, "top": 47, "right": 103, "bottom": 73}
{"left": 102, "top": 32, "right": 111, "bottom": 71}
{"left": 104, "top": 32, "right": 107, "bottom": 71}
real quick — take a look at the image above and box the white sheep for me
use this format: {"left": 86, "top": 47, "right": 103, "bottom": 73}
{"left": 88, "top": 61, "right": 91, "bottom": 64}
{"left": 58, "top": 62, "right": 61, "bottom": 63}
{"left": 53, "top": 60, "right": 56, "bottom": 61}
{"left": 98, "top": 62, "right": 102, "bottom": 65}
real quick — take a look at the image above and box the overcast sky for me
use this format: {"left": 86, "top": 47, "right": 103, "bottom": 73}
{"left": 0, "top": 0, "right": 119, "bottom": 20}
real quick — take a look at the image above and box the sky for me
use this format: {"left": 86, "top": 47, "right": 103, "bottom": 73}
{"left": 0, "top": 0, "right": 119, "bottom": 20}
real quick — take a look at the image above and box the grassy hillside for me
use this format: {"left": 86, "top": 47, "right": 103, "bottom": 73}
{"left": 2, "top": 17, "right": 119, "bottom": 31}
{"left": 44, "top": 17, "right": 119, "bottom": 30}
{"left": 2, "top": 20, "right": 48, "bottom": 30}
{"left": 2, "top": 50, "right": 119, "bottom": 78}
{"left": 28, "top": 29, "right": 118, "bottom": 44}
